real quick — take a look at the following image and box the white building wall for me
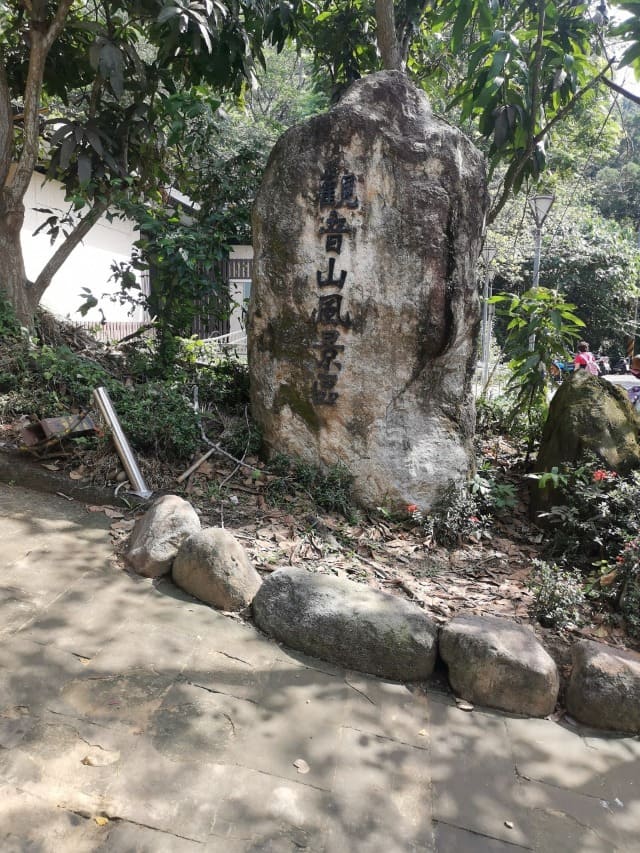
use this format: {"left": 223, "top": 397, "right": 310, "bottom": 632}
{"left": 20, "top": 173, "right": 145, "bottom": 323}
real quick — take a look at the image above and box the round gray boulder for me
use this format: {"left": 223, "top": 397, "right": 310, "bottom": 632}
{"left": 439, "top": 614, "right": 559, "bottom": 717}
{"left": 252, "top": 568, "right": 438, "bottom": 680}
{"left": 173, "top": 528, "right": 261, "bottom": 612}
{"left": 126, "top": 494, "right": 200, "bottom": 578}
{"left": 566, "top": 640, "right": 640, "bottom": 733}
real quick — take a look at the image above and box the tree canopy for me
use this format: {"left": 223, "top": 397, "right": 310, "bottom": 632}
{"left": 0, "top": 0, "right": 302, "bottom": 324}
{"left": 4, "top": 0, "right": 640, "bottom": 327}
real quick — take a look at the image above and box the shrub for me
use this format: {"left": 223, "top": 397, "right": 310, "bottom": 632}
{"left": 425, "top": 481, "right": 486, "bottom": 548}
{"left": 196, "top": 359, "right": 250, "bottom": 413}
{"left": 265, "top": 455, "right": 355, "bottom": 518}
{"left": 471, "top": 464, "right": 517, "bottom": 513}
{"left": 0, "top": 290, "right": 22, "bottom": 339}
{"left": 476, "top": 392, "right": 546, "bottom": 451}
{"left": 110, "top": 382, "right": 201, "bottom": 461}
{"left": 30, "top": 345, "right": 111, "bottom": 409}
{"left": 219, "top": 416, "right": 262, "bottom": 457}
{"left": 599, "top": 538, "right": 640, "bottom": 638}
{"left": 527, "top": 559, "right": 586, "bottom": 628}
{"left": 536, "top": 457, "right": 640, "bottom": 565}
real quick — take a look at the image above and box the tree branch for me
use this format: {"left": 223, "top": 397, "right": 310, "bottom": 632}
{"left": 10, "top": 0, "right": 74, "bottom": 201}
{"left": 32, "top": 199, "right": 109, "bottom": 299}
{"left": 601, "top": 75, "right": 640, "bottom": 107}
{"left": 535, "top": 59, "right": 615, "bottom": 143}
{"left": 528, "top": 0, "right": 546, "bottom": 157}
{"left": 9, "top": 32, "right": 47, "bottom": 200}
{"left": 43, "top": 0, "right": 74, "bottom": 51}
{"left": 488, "top": 59, "right": 615, "bottom": 224}
{"left": 397, "top": 0, "right": 429, "bottom": 66}
{"left": 488, "top": 157, "right": 526, "bottom": 224}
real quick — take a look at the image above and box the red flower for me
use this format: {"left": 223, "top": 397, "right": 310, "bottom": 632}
{"left": 593, "top": 470, "right": 608, "bottom": 482}
{"left": 406, "top": 504, "right": 418, "bottom": 513}
{"left": 469, "top": 516, "right": 480, "bottom": 523}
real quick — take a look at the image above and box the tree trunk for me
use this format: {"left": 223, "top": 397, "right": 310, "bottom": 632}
{"left": 0, "top": 197, "right": 39, "bottom": 327}
{"left": 0, "top": 1, "right": 75, "bottom": 327}
{"left": 375, "top": 0, "right": 403, "bottom": 71}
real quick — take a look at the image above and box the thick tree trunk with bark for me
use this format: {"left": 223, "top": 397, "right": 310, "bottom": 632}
{"left": 375, "top": 0, "right": 403, "bottom": 70}
{"left": 0, "top": 196, "right": 39, "bottom": 326}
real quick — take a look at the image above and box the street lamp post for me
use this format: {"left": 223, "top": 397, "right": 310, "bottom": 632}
{"left": 480, "top": 243, "right": 496, "bottom": 386}
{"left": 528, "top": 193, "right": 555, "bottom": 350}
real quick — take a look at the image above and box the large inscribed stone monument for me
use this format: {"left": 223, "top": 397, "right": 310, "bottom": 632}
{"left": 249, "top": 71, "right": 488, "bottom": 509}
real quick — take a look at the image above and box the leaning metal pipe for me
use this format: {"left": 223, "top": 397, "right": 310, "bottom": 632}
{"left": 93, "top": 386, "right": 153, "bottom": 499}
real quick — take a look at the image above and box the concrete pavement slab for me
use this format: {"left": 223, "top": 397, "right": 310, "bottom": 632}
{"left": 2, "top": 483, "right": 640, "bottom": 852}
{"left": 0, "top": 785, "right": 109, "bottom": 853}
{"left": 514, "top": 776, "right": 636, "bottom": 853}
{"left": 506, "top": 716, "right": 640, "bottom": 801}
{"left": 428, "top": 695, "right": 531, "bottom": 846}
{"left": 433, "top": 821, "right": 532, "bottom": 852}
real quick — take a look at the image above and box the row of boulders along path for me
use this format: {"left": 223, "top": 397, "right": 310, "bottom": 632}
{"left": 126, "top": 494, "right": 640, "bottom": 735}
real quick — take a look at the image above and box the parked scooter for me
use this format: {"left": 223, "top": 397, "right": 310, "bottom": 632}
{"left": 549, "top": 360, "right": 575, "bottom": 383}
{"left": 611, "top": 356, "right": 630, "bottom": 375}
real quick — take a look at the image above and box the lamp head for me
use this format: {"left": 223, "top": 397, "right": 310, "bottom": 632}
{"left": 528, "top": 193, "right": 555, "bottom": 228}
{"left": 481, "top": 244, "right": 497, "bottom": 265}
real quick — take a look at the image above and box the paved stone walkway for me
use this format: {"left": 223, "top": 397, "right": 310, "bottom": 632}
{"left": 0, "top": 483, "right": 638, "bottom": 852}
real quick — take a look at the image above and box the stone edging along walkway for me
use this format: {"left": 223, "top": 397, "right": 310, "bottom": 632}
{"left": 124, "top": 494, "right": 640, "bottom": 737}
{"left": 126, "top": 495, "right": 640, "bottom": 734}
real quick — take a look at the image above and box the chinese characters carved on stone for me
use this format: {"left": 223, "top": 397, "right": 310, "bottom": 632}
{"left": 311, "top": 170, "right": 359, "bottom": 406}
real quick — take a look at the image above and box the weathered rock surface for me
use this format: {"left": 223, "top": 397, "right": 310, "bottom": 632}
{"left": 126, "top": 495, "right": 200, "bottom": 578}
{"left": 252, "top": 568, "right": 438, "bottom": 680}
{"left": 439, "top": 614, "right": 559, "bottom": 717}
{"left": 249, "top": 70, "right": 488, "bottom": 511}
{"left": 531, "top": 370, "right": 640, "bottom": 516}
{"left": 566, "top": 639, "right": 640, "bottom": 733}
{"left": 172, "top": 527, "right": 261, "bottom": 611}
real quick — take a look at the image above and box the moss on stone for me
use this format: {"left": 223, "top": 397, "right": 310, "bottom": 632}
{"left": 274, "top": 384, "right": 321, "bottom": 433}
{"left": 267, "top": 306, "right": 314, "bottom": 362}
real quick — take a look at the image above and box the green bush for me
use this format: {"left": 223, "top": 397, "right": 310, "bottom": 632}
{"left": 30, "top": 345, "right": 111, "bottom": 409}
{"left": 197, "top": 359, "right": 250, "bottom": 412}
{"left": 425, "top": 481, "right": 486, "bottom": 548}
{"left": 110, "top": 382, "right": 201, "bottom": 461}
{"left": 527, "top": 559, "right": 586, "bottom": 628}
{"left": 265, "top": 455, "right": 355, "bottom": 518}
{"left": 219, "top": 416, "right": 261, "bottom": 457}
{"left": 471, "top": 464, "right": 517, "bottom": 512}
{"left": 536, "top": 457, "right": 640, "bottom": 564}
{"left": 598, "top": 538, "right": 640, "bottom": 638}
{"left": 476, "top": 393, "right": 546, "bottom": 450}
{"left": 0, "top": 291, "right": 22, "bottom": 339}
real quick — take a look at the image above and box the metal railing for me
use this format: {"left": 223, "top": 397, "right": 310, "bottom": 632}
{"left": 195, "top": 330, "right": 248, "bottom": 364}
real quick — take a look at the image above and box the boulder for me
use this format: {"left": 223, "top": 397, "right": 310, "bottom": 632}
{"left": 252, "top": 568, "right": 438, "bottom": 680}
{"left": 249, "top": 70, "right": 488, "bottom": 511}
{"left": 126, "top": 495, "right": 200, "bottom": 578}
{"left": 439, "top": 614, "right": 559, "bottom": 717}
{"left": 172, "top": 528, "right": 261, "bottom": 612}
{"left": 566, "top": 640, "right": 640, "bottom": 733}
{"left": 531, "top": 370, "right": 640, "bottom": 516}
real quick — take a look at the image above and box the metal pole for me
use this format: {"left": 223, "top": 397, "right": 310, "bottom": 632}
{"left": 529, "top": 224, "right": 542, "bottom": 351}
{"left": 93, "top": 386, "right": 153, "bottom": 499}
{"left": 481, "top": 266, "right": 491, "bottom": 385}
